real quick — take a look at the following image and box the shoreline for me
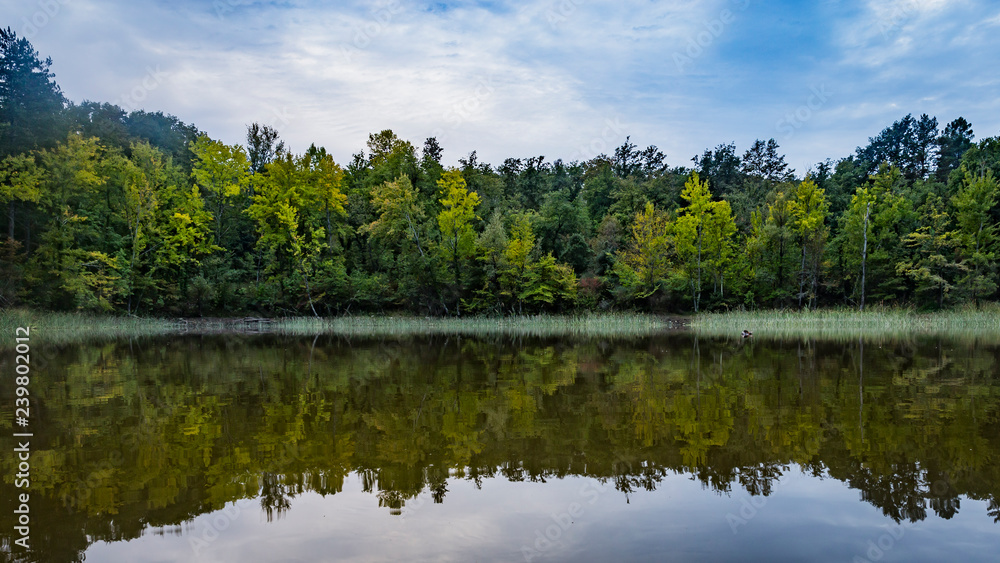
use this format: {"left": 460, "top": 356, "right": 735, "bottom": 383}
{"left": 4, "top": 307, "right": 1000, "bottom": 342}
{"left": 0, "top": 310, "right": 687, "bottom": 341}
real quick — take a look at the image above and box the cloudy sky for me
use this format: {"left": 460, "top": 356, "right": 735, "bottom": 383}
{"left": 5, "top": 0, "right": 1000, "bottom": 174}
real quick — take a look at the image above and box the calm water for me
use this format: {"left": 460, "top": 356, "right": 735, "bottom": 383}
{"left": 2, "top": 333, "right": 999, "bottom": 562}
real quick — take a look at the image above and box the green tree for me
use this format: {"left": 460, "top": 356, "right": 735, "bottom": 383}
{"left": 366, "top": 174, "right": 427, "bottom": 259}
{"left": 789, "top": 179, "right": 830, "bottom": 309}
{"left": 190, "top": 135, "right": 250, "bottom": 249}
{"left": 615, "top": 202, "right": 671, "bottom": 300}
{"left": 835, "top": 165, "right": 915, "bottom": 308}
{"left": 304, "top": 144, "right": 348, "bottom": 252}
{"left": 839, "top": 186, "right": 875, "bottom": 309}
{"left": 246, "top": 122, "right": 283, "bottom": 175}
{"left": 855, "top": 113, "right": 937, "bottom": 181}
{"left": 470, "top": 211, "right": 508, "bottom": 314}
{"left": 125, "top": 110, "right": 201, "bottom": 175}
{"left": 536, "top": 162, "right": 592, "bottom": 273}
{"left": 28, "top": 134, "right": 113, "bottom": 310}
{"left": 498, "top": 214, "right": 577, "bottom": 313}
{"left": 734, "top": 139, "right": 794, "bottom": 230}
{"left": 580, "top": 161, "right": 617, "bottom": 228}
{"left": 366, "top": 129, "right": 420, "bottom": 189}
{"left": 246, "top": 151, "right": 346, "bottom": 314}
{"left": 436, "top": 169, "right": 480, "bottom": 314}
{"left": 935, "top": 117, "right": 973, "bottom": 183}
{"left": 499, "top": 214, "right": 535, "bottom": 313}
{"left": 951, "top": 169, "right": 998, "bottom": 305}
{"left": 364, "top": 174, "right": 439, "bottom": 311}
{"left": 117, "top": 145, "right": 161, "bottom": 312}
{"left": 693, "top": 142, "right": 743, "bottom": 204}
{"left": 671, "top": 172, "right": 735, "bottom": 312}
{"left": 520, "top": 254, "right": 577, "bottom": 309}
{"left": 0, "top": 153, "right": 39, "bottom": 303}
{"left": 117, "top": 141, "right": 217, "bottom": 313}
{"left": 702, "top": 193, "right": 737, "bottom": 302}
{"left": 0, "top": 28, "right": 66, "bottom": 157}
{"left": 895, "top": 196, "right": 962, "bottom": 308}
{"left": 746, "top": 190, "right": 795, "bottom": 305}
{"left": 1, "top": 153, "right": 41, "bottom": 241}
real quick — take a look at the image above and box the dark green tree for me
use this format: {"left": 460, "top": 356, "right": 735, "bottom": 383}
{"left": 733, "top": 139, "right": 794, "bottom": 231}
{"left": 0, "top": 27, "right": 66, "bottom": 157}
{"left": 693, "top": 142, "right": 742, "bottom": 203}
{"left": 246, "top": 122, "right": 284, "bottom": 174}
{"left": 935, "top": 117, "right": 974, "bottom": 183}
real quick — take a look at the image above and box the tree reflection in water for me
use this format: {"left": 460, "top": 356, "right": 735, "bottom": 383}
{"left": 1, "top": 332, "right": 998, "bottom": 562}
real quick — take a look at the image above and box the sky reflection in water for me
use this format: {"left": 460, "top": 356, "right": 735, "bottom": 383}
{"left": 0, "top": 332, "right": 997, "bottom": 562}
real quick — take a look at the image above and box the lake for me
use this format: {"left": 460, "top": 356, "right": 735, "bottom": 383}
{"left": 2, "top": 332, "right": 999, "bottom": 562}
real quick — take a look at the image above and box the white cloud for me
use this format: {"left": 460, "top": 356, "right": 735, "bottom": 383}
{"left": 836, "top": 0, "right": 958, "bottom": 67}
{"left": 2, "top": 0, "right": 999, "bottom": 171}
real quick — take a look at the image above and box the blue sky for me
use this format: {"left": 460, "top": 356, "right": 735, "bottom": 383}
{"left": 5, "top": 0, "right": 1000, "bottom": 174}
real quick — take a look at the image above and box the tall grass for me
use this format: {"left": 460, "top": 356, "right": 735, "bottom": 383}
{"left": 0, "top": 310, "right": 682, "bottom": 342}
{"left": 691, "top": 304, "right": 1000, "bottom": 341}
{"left": 7, "top": 305, "right": 1000, "bottom": 345}
{"left": 0, "top": 308, "right": 177, "bottom": 346}
{"left": 273, "top": 313, "right": 682, "bottom": 338}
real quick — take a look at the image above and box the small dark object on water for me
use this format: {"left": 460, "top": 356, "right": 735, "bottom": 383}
{"left": 741, "top": 330, "right": 753, "bottom": 338}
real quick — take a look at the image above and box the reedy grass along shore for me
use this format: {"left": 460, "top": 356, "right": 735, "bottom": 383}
{"left": 271, "top": 313, "right": 683, "bottom": 338}
{"left": 0, "top": 308, "right": 682, "bottom": 342}
{"left": 0, "top": 309, "right": 178, "bottom": 345}
{"left": 3, "top": 306, "right": 1000, "bottom": 344}
{"left": 690, "top": 304, "right": 1000, "bottom": 341}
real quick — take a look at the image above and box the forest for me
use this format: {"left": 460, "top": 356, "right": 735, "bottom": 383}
{"left": 2, "top": 27, "right": 999, "bottom": 316}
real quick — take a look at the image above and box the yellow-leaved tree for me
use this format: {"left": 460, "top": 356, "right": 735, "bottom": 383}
{"left": 246, "top": 150, "right": 347, "bottom": 315}
{"left": 671, "top": 172, "right": 736, "bottom": 312}
{"left": 789, "top": 178, "right": 829, "bottom": 309}
{"left": 436, "top": 169, "right": 480, "bottom": 314}
{"left": 615, "top": 202, "right": 671, "bottom": 300}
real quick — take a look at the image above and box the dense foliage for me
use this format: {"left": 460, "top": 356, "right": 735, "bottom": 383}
{"left": 2, "top": 29, "right": 999, "bottom": 315}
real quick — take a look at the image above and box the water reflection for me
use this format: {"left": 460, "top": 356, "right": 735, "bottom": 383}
{"left": 1, "top": 333, "right": 999, "bottom": 562}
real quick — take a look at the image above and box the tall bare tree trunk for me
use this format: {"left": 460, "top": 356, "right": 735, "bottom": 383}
{"left": 694, "top": 227, "right": 702, "bottom": 313}
{"left": 860, "top": 201, "right": 870, "bottom": 311}
{"left": 798, "top": 243, "right": 807, "bottom": 309}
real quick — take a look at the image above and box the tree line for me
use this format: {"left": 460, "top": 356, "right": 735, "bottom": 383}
{"left": 2, "top": 27, "right": 999, "bottom": 316}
